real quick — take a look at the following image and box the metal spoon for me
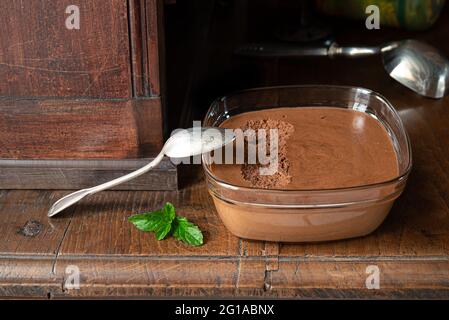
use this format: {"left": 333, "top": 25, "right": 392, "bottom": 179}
{"left": 48, "top": 127, "right": 235, "bottom": 217}
{"left": 235, "top": 39, "right": 449, "bottom": 98}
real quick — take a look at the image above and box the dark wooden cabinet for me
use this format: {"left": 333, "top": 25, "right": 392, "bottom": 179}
{"left": 0, "top": 0, "right": 131, "bottom": 98}
{"left": 0, "top": 0, "right": 176, "bottom": 190}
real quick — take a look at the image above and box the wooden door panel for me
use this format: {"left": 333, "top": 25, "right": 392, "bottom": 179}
{"left": 0, "top": 0, "right": 131, "bottom": 98}
{"left": 0, "top": 98, "right": 163, "bottom": 159}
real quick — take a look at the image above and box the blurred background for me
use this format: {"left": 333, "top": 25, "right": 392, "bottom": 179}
{"left": 165, "top": 0, "right": 448, "bottom": 130}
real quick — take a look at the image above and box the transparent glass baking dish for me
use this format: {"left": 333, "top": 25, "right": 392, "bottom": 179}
{"left": 202, "top": 85, "right": 412, "bottom": 242}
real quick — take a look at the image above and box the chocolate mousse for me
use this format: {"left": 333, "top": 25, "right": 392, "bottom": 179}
{"left": 211, "top": 107, "right": 399, "bottom": 190}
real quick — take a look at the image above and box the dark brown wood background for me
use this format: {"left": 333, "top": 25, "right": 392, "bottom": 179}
{"left": 0, "top": 0, "right": 164, "bottom": 160}
{"left": 0, "top": 0, "right": 173, "bottom": 189}
{"left": 0, "top": 0, "right": 131, "bottom": 98}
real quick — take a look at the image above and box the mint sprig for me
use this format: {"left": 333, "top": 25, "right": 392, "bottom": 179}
{"left": 128, "top": 202, "right": 204, "bottom": 246}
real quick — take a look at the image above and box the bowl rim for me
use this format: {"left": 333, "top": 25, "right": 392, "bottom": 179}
{"left": 202, "top": 84, "right": 413, "bottom": 195}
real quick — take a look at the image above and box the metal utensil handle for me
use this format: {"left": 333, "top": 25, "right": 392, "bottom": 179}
{"left": 235, "top": 43, "right": 329, "bottom": 57}
{"left": 86, "top": 151, "right": 165, "bottom": 195}
{"left": 235, "top": 42, "right": 380, "bottom": 58}
{"left": 328, "top": 42, "right": 380, "bottom": 57}
{"left": 47, "top": 151, "right": 166, "bottom": 217}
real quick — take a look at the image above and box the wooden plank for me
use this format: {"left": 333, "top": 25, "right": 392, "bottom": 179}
{"left": 0, "top": 257, "right": 62, "bottom": 298}
{"left": 0, "top": 0, "right": 131, "bottom": 98}
{"left": 0, "top": 158, "right": 177, "bottom": 190}
{"left": 267, "top": 260, "right": 449, "bottom": 299}
{"left": 0, "top": 97, "right": 163, "bottom": 159}
{"left": 0, "top": 190, "right": 71, "bottom": 255}
{"left": 51, "top": 258, "right": 266, "bottom": 298}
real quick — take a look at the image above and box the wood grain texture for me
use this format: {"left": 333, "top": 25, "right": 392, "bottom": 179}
{"left": 268, "top": 260, "right": 449, "bottom": 299}
{"left": 0, "top": 158, "right": 177, "bottom": 190}
{"left": 0, "top": 97, "right": 163, "bottom": 159}
{"left": 57, "top": 178, "right": 239, "bottom": 256}
{"left": 145, "top": 0, "right": 164, "bottom": 97}
{"left": 128, "top": 0, "right": 164, "bottom": 97}
{"left": 52, "top": 258, "right": 267, "bottom": 298}
{"left": 0, "top": 190, "right": 71, "bottom": 255}
{"left": 0, "top": 257, "right": 60, "bottom": 298}
{"left": 129, "top": 0, "right": 149, "bottom": 97}
{"left": 0, "top": 0, "right": 131, "bottom": 98}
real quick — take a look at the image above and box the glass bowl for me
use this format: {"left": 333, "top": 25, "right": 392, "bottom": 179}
{"left": 202, "top": 85, "right": 412, "bottom": 242}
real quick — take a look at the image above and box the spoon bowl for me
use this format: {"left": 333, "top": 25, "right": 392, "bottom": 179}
{"left": 381, "top": 40, "right": 449, "bottom": 99}
{"left": 163, "top": 127, "right": 235, "bottom": 158}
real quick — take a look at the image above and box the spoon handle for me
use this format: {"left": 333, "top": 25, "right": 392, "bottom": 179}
{"left": 235, "top": 42, "right": 330, "bottom": 57}
{"left": 328, "top": 43, "right": 380, "bottom": 57}
{"left": 235, "top": 42, "right": 380, "bottom": 58}
{"left": 88, "top": 152, "right": 165, "bottom": 193}
{"left": 48, "top": 151, "right": 165, "bottom": 217}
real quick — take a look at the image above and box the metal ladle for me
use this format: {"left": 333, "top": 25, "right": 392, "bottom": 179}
{"left": 48, "top": 127, "right": 235, "bottom": 217}
{"left": 236, "top": 39, "right": 449, "bottom": 98}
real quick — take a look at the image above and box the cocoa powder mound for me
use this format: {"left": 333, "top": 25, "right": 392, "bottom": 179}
{"left": 241, "top": 119, "right": 294, "bottom": 189}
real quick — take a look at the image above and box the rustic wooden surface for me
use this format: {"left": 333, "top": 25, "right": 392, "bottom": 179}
{"left": 2, "top": 79, "right": 449, "bottom": 299}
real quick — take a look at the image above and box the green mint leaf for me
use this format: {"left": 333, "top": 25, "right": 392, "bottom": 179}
{"left": 128, "top": 209, "right": 164, "bottom": 232}
{"left": 172, "top": 216, "right": 203, "bottom": 246}
{"left": 128, "top": 202, "right": 176, "bottom": 240}
{"left": 155, "top": 222, "right": 172, "bottom": 240}
{"left": 153, "top": 202, "right": 176, "bottom": 240}
{"left": 163, "top": 202, "right": 176, "bottom": 222}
